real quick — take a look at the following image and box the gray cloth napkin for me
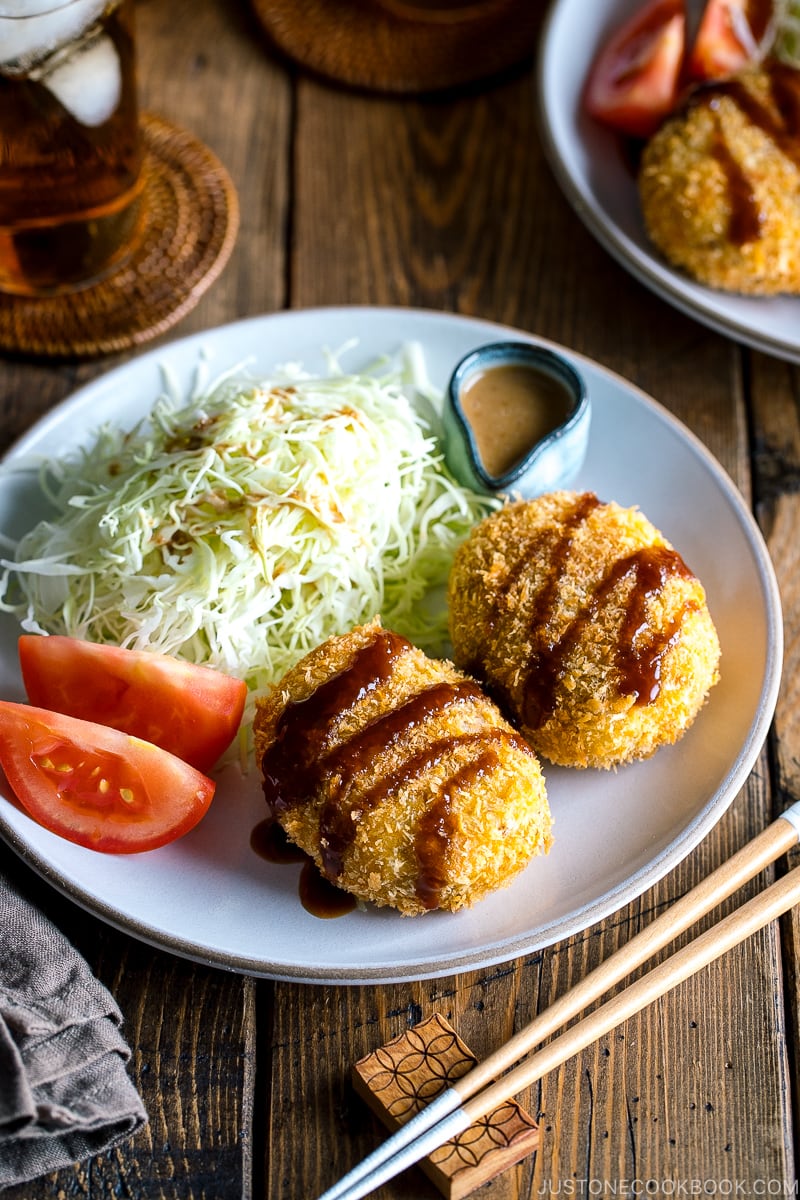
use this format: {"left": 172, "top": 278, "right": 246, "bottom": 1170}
{"left": 0, "top": 871, "right": 147, "bottom": 1190}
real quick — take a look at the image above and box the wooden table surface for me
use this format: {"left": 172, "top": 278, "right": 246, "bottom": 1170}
{"left": 1, "top": 1, "right": 799, "bottom": 1196}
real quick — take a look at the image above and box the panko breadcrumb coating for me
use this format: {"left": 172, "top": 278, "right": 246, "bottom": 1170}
{"left": 253, "top": 619, "right": 552, "bottom": 916}
{"left": 448, "top": 492, "right": 720, "bottom": 770}
{"left": 638, "top": 62, "right": 800, "bottom": 295}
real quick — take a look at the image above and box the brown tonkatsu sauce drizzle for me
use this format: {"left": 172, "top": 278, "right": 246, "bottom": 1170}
{"left": 474, "top": 493, "right": 699, "bottom": 731}
{"left": 250, "top": 818, "right": 357, "bottom": 918}
{"left": 316, "top": 684, "right": 486, "bottom": 877}
{"left": 524, "top": 492, "right": 602, "bottom": 634}
{"left": 320, "top": 679, "right": 486, "bottom": 796}
{"left": 485, "top": 492, "right": 600, "bottom": 636}
{"left": 610, "top": 545, "right": 698, "bottom": 698}
{"left": 259, "top": 627, "right": 534, "bottom": 911}
{"left": 298, "top": 860, "right": 358, "bottom": 919}
{"left": 711, "top": 133, "right": 764, "bottom": 244}
{"left": 414, "top": 748, "right": 498, "bottom": 910}
{"left": 250, "top": 817, "right": 306, "bottom": 863}
{"left": 687, "top": 61, "right": 800, "bottom": 245}
{"left": 320, "top": 725, "right": 529, "bottom": 903}
{"left": 261, "top": 628, "right": 407, "bottom": 818}
{"left": 522, "top": 544, "right": 696, "bottom": 731}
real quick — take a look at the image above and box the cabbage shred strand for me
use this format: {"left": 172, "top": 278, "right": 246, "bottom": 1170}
{"left": 0, "top": 364, "right": 497, "bottom": 719}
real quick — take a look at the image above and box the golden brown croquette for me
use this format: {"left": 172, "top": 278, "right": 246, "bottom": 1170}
{"left": 638, "top": 62, "right": 800, "bottom": 295}
{"left": 253, "top": 619, "right": 552, "bottom": 916}
{"left": 447, "top": 492, "right": 720, "bottom": 770}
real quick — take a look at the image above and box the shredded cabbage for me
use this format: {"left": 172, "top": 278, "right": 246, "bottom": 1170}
{"left": 774, "top": 0, "right": 800, "bottom": 65}
{"left": 0, "top": 350, "right": 498, "bottom": 722}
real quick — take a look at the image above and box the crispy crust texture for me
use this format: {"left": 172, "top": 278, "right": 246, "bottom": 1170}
{"left": 447, "top": 492, "right": 721, "bottom": 770}
{"left": 254, "top": 619, "right": 552, "bottom": 916}
{"left": 638, "top": 69, "right": 800, "bottom": 295}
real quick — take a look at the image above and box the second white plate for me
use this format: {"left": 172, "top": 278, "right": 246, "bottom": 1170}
{"left": 0, "top": 307, "right": 783, "bottom": 983}
{"left": 537, "top": 0, "right": 800, "bottom": 363}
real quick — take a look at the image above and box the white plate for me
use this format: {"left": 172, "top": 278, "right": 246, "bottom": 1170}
{"left": 537, "top": 0, "right": 800, "bottom": 363}
{"left": 0, "top": 307, "right": 782, "bottom": 983}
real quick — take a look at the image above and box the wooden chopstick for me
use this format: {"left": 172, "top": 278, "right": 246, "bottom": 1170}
{"left": 332, "top": 861, "right": 800, "bottom": 1200}
{"left": 318, "top": 801, "right": 800, "bottom": 1200}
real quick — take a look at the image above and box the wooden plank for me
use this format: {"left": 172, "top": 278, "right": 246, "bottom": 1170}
{"left": 527, "top": 775, "right": 792, "bottom": 1191}
{"left": 136, "top": 0, "right": 291, "bottom": 327}
{"left": 0, "top": 0, "right": 794, "bottom": 1195}
{"left": 268, "top": 963, "right": 548, "bottom": 1200}
{"left": 749, "top": 347, "right": 800, "bottom": 1175}
{"left": 282, "top": 42, "right": 793, "bottom": 1200}
{"left": 0, "top": 1, "right": 292, "bottom": 1197}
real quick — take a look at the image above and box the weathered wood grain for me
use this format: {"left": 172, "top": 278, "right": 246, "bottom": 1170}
{"left": 1, "top": 0, "right": 798, "bottom": 1197}
{"left": 281, "top": 28, "right": 794, "bottom": 1200}
{"left": 749, "top": 347, "right": 800, "bottom": 1174}
{"left": 0, "top": 1, "right": 290, "bottom": 1197}
{"left": 136, "top": 0, "right": 291, "bottom": 326}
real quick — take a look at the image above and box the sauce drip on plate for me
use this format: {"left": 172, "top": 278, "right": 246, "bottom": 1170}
{"left": 250, "top": 817, "right": 357, "bottom": 918}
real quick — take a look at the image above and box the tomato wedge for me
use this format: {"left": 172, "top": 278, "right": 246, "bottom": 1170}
{"left": 686, "top": 0, "right": 772, "bottom": 80}
{"left": 0, "top": 701, "right": 215, "bottom": 853}
{"left": 19, "top": 636, "right": 247, "bottom": 772}
{"left": 584, "top": 0, "right": 686, "bottom": 138}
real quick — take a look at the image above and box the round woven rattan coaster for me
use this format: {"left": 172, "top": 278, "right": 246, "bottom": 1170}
{"left": 0, "top": 113, "right": 239, "bottom": 361}
{"left": 251, "top": 0, "right": 536, "bottom": 94}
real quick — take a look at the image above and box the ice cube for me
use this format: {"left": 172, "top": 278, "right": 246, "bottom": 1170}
{"left": 0, "top": 0, "right": 107, "bottom": 75}
{"left": 41, "top": 31, "right": 121, "bottom": 127}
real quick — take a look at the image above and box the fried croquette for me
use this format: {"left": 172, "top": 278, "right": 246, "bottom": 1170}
{"left": 447, "top": 492, "right": 720, "bottom": 770}
{"left": 253, "top": 619, "right": 552, "bottom": 916}
{"left": 638, "top": 62, "right": 800, "bottom": 295}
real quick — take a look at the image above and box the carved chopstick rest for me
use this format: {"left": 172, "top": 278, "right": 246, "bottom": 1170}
{"left": 351, "top": 1012, "right": 539, "bottom": 1199}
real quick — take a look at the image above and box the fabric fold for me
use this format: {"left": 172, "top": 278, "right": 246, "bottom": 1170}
{"left": 0, "top": 869, "right": 147, "bottom": 1191}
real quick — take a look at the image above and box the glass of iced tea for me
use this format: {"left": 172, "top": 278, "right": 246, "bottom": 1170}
{"left": 0, "top": 0, "right": 144, "bottom": 296}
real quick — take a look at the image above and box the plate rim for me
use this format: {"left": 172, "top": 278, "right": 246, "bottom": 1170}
{"left": 0, "top": 304, "right": 784, "bottom": 983}
{"left": 535, "top": 0, "right": 800, "bottom": 365}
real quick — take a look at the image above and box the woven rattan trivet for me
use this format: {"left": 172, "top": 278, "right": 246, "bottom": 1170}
{"left": 251, "top": 0, "right": 537, "bottom": 94}
{"left": 0, "top": 113, "right": 239, "bottom": 361}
